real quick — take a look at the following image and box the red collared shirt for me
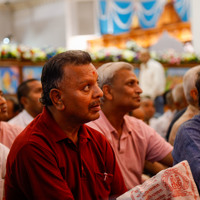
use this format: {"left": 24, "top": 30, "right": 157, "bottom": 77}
{"left": 5, "top": 107, "right": 127, "bottom": 200}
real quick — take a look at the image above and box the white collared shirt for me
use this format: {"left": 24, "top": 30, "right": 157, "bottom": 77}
{"left": 8, "top": 109, "right": 34, "bottom": 129}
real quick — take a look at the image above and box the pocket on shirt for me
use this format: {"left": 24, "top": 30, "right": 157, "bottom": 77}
{"left": 95, "top": 172, "right": 113, "bottom": 186}
{"left": 94, "top": 172, "right": 114, "bottom": 199}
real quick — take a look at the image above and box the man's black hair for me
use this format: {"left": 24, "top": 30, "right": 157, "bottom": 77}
{"left": 40, "top": 50, "right": 92, "bottom": 106}
{"left": 17, "top": 78, "right": 38, "bottom": 109}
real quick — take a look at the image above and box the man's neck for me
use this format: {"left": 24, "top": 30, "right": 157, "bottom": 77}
{"left": 48, "top": 107, "right": 80, "bottom": 145}
{"left": 101, "top": 105, "right": 125, "bottom": 137}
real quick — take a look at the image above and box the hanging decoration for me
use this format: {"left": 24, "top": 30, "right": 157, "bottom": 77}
{"left": 136, "top": 0, "right": 167, "bottom": 29}
{"left": 98, "top": 0, "right": 134, "bottom": 34}
{"left": 174, "top": 0, "right": 190, "bottom": 22}
{"left": 98, "top": 0, "right": 190, "bottom": 35}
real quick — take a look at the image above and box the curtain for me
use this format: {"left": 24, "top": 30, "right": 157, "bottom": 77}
{"left": 174, "top": 0, "right": 190, "bottom": 22}
{"left": 98, "top": 0, "right": 134, "bottom": 34}
{"left": 98, "top": 0, "right": 190, "bottom": 35}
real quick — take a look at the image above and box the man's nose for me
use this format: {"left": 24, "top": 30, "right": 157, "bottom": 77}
{"left": 0, "top": 96, "right": 6, "bottom": 105}
{"left": 94, "top": 85, "right": 103, "bottom": 98}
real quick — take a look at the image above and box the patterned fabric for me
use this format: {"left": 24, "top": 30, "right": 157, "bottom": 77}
{"left": 117, "top": 160, "right": 199, "bottom": 200}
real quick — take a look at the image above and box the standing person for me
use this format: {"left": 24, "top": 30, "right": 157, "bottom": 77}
{"left": 87, "top": 62, "right": 173, "bottom": 190}
{"left": 138, "top": 49, "right": 166, "bottom": 116}
{"left": 8, "top": 79, "right": 43, "bottom": 129}
{"left": 5, "top": 51, "right": 127, "bottom": 200}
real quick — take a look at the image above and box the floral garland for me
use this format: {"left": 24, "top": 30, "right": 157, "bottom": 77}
{"left": 0, "top": 44, "right": 66, "bottom": 62}
{"left": 90, "top": 40, "right": 200, "bottom": 65}
{"left": 0, "top": 41, "right": 199, "bottom": 65}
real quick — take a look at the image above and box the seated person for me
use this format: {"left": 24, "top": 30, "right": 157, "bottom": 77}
{"left": 129, "top": 107, "right": 145, "bottom": 121}
{"left": 0, "top": 143, "right": 9, "bottom": 200}
{"left": 0, "top": 90, "right": 23, "bottom": 149}
{"left": 5, "top": 96, "right": 21, "bottom": 121}
{"left": 139, "top": 96, "right": 155, "bottom": 125}
{"left": 165, "top": 83, "right": 188, "bottom": 141}
{"left": 8, "top": 79, "right": 43, "bottom": 129}
{"left": 5, "top": 50, "right": 127, "bottom": 200}
{"left": 173, "top": 71, "right": 200, "bottom": 192}
{"left": 87, "top": 62, "right": 173, "bottom": 190}
{"left": 169, "top": 65, "right": 200, "bottom": 145}
{"left": 150, "top": 89, "right": 176, "bottom": 139}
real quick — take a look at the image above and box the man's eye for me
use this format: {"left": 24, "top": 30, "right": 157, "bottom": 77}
{"left": 83, "top": 85, "right": 90, "bottom": 92}
{"left": 127, "top": 82, "right": 134, "bottom": 86}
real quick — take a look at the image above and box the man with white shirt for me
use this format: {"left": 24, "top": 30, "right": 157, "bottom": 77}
{"left": 8, "top": 79, "right": 43, "bottom": 129}
{"left": 139, "top": 49, "right": 166, "bottom": 116}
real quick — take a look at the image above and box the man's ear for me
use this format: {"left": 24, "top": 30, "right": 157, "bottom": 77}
{"left": 20, "top": 96, "right": 28, "bottom": 108}
{"left": 49, "top": 89, "right": 65, "bottom": 110}
{"left": 102, "top": 85, "right": 113, "bottom": 100}
{"left": 190, "top": 88, "right": 198, "bottom": 102}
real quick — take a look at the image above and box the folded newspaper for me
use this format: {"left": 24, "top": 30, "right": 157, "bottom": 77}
{"left": 117, "top": 160, "right": 199, "bottom": 200}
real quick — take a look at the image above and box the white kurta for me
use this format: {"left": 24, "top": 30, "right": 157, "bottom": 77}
{"left": 139, "top": 59, "right": 166, "bottom": 100}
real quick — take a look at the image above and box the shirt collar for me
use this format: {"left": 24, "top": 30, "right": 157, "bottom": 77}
{"left": 40, "top": 107, "right": 91, "bottom": 143}
{"left": 99, "top": 110, "right": 131, "bottom": 138}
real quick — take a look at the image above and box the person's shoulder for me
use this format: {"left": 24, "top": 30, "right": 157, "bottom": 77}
{"left": 8, "top": 112, "right": 22, "bottom": 124}
{"left": 124, "top": 115, "right": 154, "bottom": 136}
{"left": 178, "top": 114, "right": 200, "bottom": 134}
{"left": 173, "top": 116, "right": 200, "bottom": 148}
{"left": 149, "top": 59, "right": 163, "bottom": 68}
{"left": 85, "top": 124, "right": 111, "bottom": 148}
{"left": 124, "top": 115, "right": 148, "bottom": 127}
{"left": 85, "top": 124, "right": 106, "bottom": 139}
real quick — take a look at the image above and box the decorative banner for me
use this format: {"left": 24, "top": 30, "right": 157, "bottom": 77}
{"left": 98, "top": 0, "right": 190, "bottom": 34}
{"left": 98, "top": 0, "right": 134, "bottom": 34}
{"left": 174, "top": 0, "right": 190, "bottom": 22}
{"left": 136, "top": 0, "right": 166, "bottom": 29}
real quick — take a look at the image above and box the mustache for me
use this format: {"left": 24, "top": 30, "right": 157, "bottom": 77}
{"left": 88, "top": 100, "right": 101, "bottom": 108}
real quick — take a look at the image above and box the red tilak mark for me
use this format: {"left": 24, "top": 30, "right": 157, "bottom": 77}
{"left": 92, "top": 71, "right": 95, "bottom": 75}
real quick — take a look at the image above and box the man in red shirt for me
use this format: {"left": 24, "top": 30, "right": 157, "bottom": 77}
{"left": 5, "top": 50, "right": 127, "bottom": 200}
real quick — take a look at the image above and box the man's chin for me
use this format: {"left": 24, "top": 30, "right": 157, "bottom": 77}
{"left": 85, "top": 113, "right": 100, "bottom": 123}
{"left": 91, "top": 112, "right": 100, "bottom": 120}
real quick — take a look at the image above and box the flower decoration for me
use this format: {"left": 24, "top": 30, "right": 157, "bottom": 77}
{"left": 0, "top": 40, "right": 200, "bottom": 65}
